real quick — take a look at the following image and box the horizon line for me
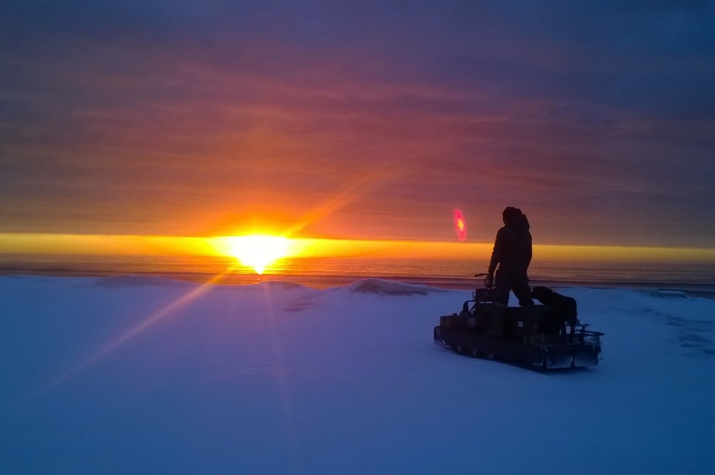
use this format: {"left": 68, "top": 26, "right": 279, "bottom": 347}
{"left": 1, "top": 233, "right": 715, "bottom": 263}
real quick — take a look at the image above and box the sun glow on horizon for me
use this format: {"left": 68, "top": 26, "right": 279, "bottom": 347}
{"left": 3, "top": 233, "right": 715, "bottom": 267}
{"left": 224, "top": 235, "right": 291, "bottom": 274}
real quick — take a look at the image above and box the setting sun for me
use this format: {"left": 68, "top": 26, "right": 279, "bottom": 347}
{"left": 225, "top": 235, "right": 291, "bottom": 274}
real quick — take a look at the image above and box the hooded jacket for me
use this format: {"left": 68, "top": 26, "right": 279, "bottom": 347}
{"left": 488, "top": 211, "right": 532, "bottom": 276}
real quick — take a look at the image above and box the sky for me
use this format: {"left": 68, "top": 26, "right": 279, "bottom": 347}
{"left": 1, "top": 0, "right": 715, "bottom": 252}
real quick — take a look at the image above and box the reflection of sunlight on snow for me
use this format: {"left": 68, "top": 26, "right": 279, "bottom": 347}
{"left": 260, "top": 283, "right": 299, "bottom": 470}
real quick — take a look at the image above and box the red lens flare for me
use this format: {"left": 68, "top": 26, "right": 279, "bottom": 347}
{"left": 453, "top": 209, "right": 467, "bottom": 241}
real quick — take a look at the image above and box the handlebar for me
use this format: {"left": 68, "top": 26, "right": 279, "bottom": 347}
{"left": 474, "top": 272, "right": 493, "bottom": 289}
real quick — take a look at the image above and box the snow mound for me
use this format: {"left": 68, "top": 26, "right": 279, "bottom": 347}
{"left": 241, "top": 281, "right": 310, "bottom": 292}
{"left": 347, "top": 278, "right": 445, "bottom": 296}
{"left": 649, "top": 289, "right": 690, "bottom": 299}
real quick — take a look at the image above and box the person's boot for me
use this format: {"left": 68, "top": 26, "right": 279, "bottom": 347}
{"left": 485, "top": 304, "right": 507, "bottom": 338}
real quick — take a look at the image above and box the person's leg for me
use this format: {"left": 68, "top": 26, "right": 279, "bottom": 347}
{"left": 486, "top": 269, "right": 509, "bottom": 337}
{"left": 493, "top": 269, "right": 510, "bottom": 306}
{"left": 512, "top": 272, "right": 534, "bottom": 306}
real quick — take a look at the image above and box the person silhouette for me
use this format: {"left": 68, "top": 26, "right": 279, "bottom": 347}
{"left": 485, "top": 206, "right": 534, "bottom": 336}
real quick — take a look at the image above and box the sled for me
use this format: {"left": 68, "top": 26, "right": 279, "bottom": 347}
{"left": 433, "top": 279, "right": 603, "bottom": 370}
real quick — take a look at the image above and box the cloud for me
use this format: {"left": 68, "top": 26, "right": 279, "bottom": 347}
{"left": 1, "top": 1, "right": 714, "bottom": 246}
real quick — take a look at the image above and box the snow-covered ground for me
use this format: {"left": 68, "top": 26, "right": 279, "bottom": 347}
{"left": 1, "top": 275, "right": 714, "bottom": 474}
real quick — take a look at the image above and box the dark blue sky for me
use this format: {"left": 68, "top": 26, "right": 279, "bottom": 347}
{"left": 1, "top": 0, "right": 714, "bottom": 248}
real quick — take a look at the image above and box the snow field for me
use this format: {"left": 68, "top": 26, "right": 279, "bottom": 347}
{"left": 1, "top": 276, "right": 714, "bottom": 474}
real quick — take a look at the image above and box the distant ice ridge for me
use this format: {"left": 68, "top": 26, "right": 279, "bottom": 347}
{"left": 346, "top": 278, "right": 447, "bottom": 296}
{"left": 93, "top": 275, "right": 448, "bottom": 295}
{"left": 1, "top": 275, "right": 714, "bottom": 474}
{"left": 96, "top": 275, "right": 195, "bottom": 288}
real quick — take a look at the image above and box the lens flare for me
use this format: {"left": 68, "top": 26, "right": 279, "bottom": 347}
{"left": 454, "top": 209, "right": 467, "bottom": 241}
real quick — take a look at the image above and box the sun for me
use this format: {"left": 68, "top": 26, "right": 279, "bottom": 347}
{"left": 226, "top": 235, "right": 291, "bottom": 274}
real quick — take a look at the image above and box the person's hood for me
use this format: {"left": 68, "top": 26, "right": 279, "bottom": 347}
{"left": 508, "top": 212, "right": 530, "bottom": 233}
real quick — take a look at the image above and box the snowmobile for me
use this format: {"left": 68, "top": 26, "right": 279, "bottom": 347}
{"left": 433, "top": 275, "right": 603, "bottom": 370}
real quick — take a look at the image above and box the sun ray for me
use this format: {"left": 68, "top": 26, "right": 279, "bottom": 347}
{"left": 284, "top": 164, "right": 403, "bottom": 237}
{"left": 26, "top": 270, "right": 233, "bottom": 405}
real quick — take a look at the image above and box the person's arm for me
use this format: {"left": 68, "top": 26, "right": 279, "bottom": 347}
{"left": 487, "top": 229, "right": 504, "bottom": 278}
{"left": 526, "top": 232, "right": 532, "bottom": 268}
